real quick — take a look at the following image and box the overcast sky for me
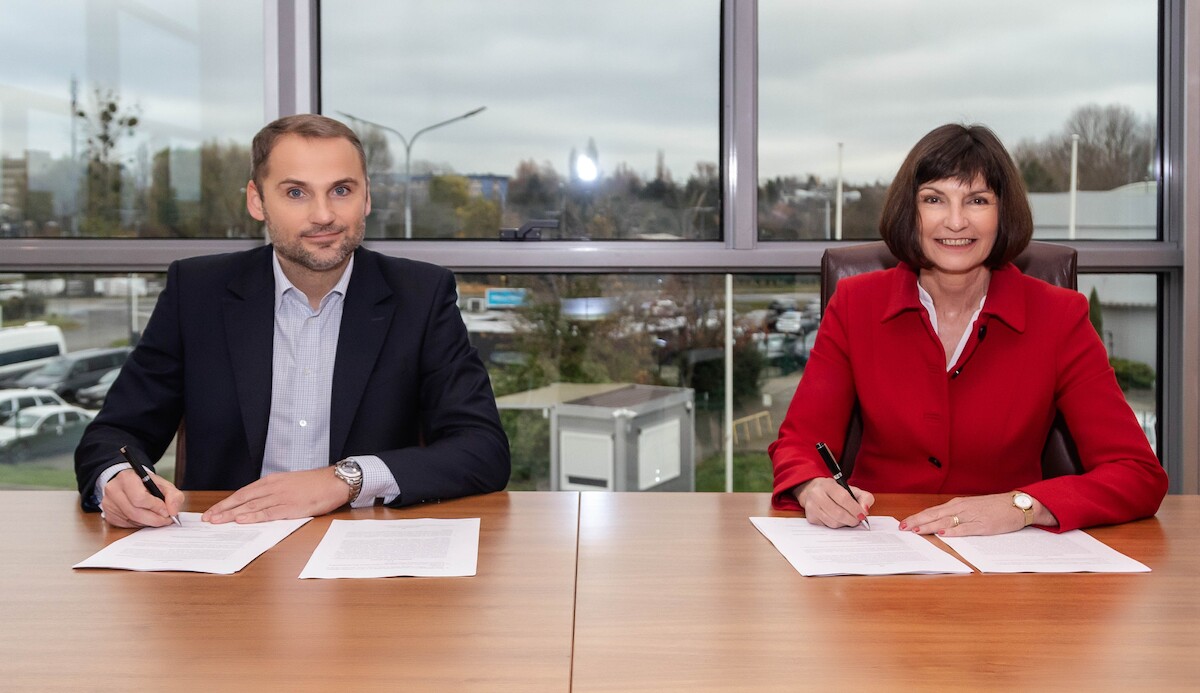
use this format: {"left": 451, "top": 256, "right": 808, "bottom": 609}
{"left": 1, "top": 0, "right": 1158, "bottom": 185}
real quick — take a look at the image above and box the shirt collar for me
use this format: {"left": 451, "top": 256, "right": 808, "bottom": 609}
{"left": 881, "top": 262, "right": 1028, "bottom": 333}
{"left": 272, "top": 251, "right": 355, "bottom": 313}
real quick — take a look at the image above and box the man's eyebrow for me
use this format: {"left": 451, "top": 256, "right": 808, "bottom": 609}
{"left": 274, "top": 177, "right": 360, "bottom": 188}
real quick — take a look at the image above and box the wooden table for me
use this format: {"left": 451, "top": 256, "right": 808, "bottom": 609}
{"left": 0, "top": 491, "right": 579, "bottom": 692}
{"left": 571, "top": 493, "right": 1200, "bottom": 692}
{"left": 4, "top": 491, "right": 1197, "bottom": 691}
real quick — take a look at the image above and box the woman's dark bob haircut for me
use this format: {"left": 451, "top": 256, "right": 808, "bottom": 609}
{"left": 879, "top": 123, "right": 1033, "bottom": 270}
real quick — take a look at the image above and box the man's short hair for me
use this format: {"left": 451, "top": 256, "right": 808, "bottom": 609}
{"left": 250, "top": 114, "right": 367, "bottom": 191}
{"left": 879, "top": 123, "right": 1033, "bottom": 269}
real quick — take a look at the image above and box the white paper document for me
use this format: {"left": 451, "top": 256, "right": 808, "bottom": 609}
{"left": 299, "top": 518, "right": 480, "bottom": 579}
{"left": 751, "top": 516, "right": 972, "bottom": 576}
{"left": 936, "top": 528, "right": 1151, "bottom": 573}
{"left": 73, "top": 512, "right": 311, "bottom": 574}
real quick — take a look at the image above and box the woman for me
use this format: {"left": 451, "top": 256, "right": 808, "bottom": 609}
{"left": 769, "top": 123, "right": 1167, "bottom": 536}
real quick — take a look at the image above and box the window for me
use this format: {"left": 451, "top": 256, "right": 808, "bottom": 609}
{"left": 0, "top": 1, "right": 1190, "bottom": 492}
{"left": 0, "top": 271, "right": 168, "bottom": 484}
{"left": 0, "top": 0, "right": 264, "bottom": 239}
{"left": 757, "top": 0, "right": 1159, "bottom": 242}
{"left": 321, "top": 0, "right": 721, "bottom": 240}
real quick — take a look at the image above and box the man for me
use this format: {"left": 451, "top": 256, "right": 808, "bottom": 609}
{"left": 75, "top": 114, "right": 510, "bottom": 527}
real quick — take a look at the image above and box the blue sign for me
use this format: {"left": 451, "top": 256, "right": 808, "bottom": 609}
{"left": 486, "top": 288, "right": 527, "bottom": 309}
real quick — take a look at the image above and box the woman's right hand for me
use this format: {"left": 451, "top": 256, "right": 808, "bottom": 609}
{"left": 793, "top": 477, "right": 874, "bottom": 528}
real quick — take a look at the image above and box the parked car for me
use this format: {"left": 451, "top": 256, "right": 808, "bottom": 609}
{"left": 14, "top": 347, "right": 131, "bottom": 402}
{"left": 774, "top": 310, "right": 805, "bottom": 334}
{"left": 0, "top": 388, "right": 68, "bottom": 425}
{"left": 0, "top": 404, "right": 94, "bottom": 464}
{"left": 75, "top": 368, "right": 120, "bottom": 409}
{"left": 0, "top": 322, "right": 67, "bottom": 387}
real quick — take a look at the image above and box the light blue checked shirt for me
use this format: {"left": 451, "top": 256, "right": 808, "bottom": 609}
{"left": 264, "top": 252, "right": 399, "bottom": 507}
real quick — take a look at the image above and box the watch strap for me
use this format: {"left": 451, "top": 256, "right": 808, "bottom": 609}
{"left": 334, "top": 459, "right": 364, "bottom": 504}
{"left": 1012, "top": 492, "right": 1035, "bottom": 527}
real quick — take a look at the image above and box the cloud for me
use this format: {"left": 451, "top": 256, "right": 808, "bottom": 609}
{"left": 2, "top": 0, "right": 1159, "bottom": 186}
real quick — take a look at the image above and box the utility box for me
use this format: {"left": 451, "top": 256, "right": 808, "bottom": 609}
{"left": 554, "top": 384, "right": 694, "bottom": 492}
{"left": 495, "top": 382, "right": 695, "bottom": 492}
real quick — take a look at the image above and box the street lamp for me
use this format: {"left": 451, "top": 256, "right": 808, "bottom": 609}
{"left": 338, "top": 107, "right": 486, "bottom": 239}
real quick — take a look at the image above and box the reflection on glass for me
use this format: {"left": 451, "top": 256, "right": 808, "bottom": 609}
{"left": 0, "top": 270, "right": 1160, "bottom": 490}
{"left": 0, "top": 272, "right": 176, "bottom": 488}
{"left": 322, "top": 0, "right": 721, "bottom": 240}
{"left": 1078, "top": 274, "right": 1159, "bottom": 448}
{"left": 0, "top": 1, "right": 264, "bottom": 239}
{"left": 758, "top": 0, "right": 1158, "bottom": 241}
{"left": 459, "top": 273, "right": 819, "bottom": 492}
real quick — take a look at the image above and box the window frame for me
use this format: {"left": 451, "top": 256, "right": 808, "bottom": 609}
{"left": 0, "top": 0, "right": 1194, "bottom": 491}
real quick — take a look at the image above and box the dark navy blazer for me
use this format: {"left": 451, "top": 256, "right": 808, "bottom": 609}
{"left": 75, "top": 245, "right": 510, "bottom": 510}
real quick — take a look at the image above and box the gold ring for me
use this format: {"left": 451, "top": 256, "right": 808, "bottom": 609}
{"left": 952, "top": 515, "right": 960, "bottom": 527}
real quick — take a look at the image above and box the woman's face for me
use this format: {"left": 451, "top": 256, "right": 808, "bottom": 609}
{"left": 916, "top": 175, "right": 999, "bottom": 277}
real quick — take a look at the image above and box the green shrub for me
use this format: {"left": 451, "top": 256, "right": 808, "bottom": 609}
{"left": 1110, "top": 357, "right": 1155, "bottom": 391}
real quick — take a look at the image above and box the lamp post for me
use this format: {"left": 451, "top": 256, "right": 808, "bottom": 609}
{"left": 338, "top": 107, "right": 486, "bottom": 239}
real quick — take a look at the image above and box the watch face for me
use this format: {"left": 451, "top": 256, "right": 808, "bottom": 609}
{"left": 339, "top": 460, "right": 362, "bottom": 478}
{"left": 1014, "top": 493, "right": 1034, "bottom": 510}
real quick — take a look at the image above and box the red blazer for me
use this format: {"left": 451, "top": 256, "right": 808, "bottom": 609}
{"left": 769, "top": 263, "right": 1167, "bottom": 531}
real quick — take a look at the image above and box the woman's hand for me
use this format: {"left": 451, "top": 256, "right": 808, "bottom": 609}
{"left": 793, "top": 477, "right": 874, "bottom": 528}
{"left": 900, "top": 493, "right": 1059, "bottom": 536}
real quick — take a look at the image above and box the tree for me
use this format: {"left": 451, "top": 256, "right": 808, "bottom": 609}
{"left": 1088, "top": 286, "right": 1104, "bottom": 337}
{"left": 458, "top": 197, "right": 501, "bottom": 238}
{"left": 75, "top": 89, "right": 140, "bottom": 236}
{"left": 147, "top": 147, "right": 181, "bottom": 236}
{"left": 429, "top": 174, "right": 470, "bottom": 209}
{"left": 358, "top": 125, "right": 393, "bottom": 178}
{"left": 200, "top": 140, "right": 256, "bottom": 238}
{"left": 1013, "top": 103, "right": 1154, "bottom": 193}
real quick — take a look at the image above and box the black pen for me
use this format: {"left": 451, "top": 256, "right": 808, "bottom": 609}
{"left": 120, "top": 446, "right": 182, "bottom": 526}
{"left": 815, "top": 442, "right": 870, "bottom": 529}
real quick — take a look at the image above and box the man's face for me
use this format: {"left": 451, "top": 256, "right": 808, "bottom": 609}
{"left": 246, "top": 134, "right": 370, "bottom": 275}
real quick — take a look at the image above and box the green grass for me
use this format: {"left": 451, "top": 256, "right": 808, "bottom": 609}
{"left": 695, "top": 450, "right": 774, "bottom": 492}
{"left": 0, "top": 461, "right": 176, "bottom": 490}
{"left": 0, "top": 464, "right": 77, "bottom": 489}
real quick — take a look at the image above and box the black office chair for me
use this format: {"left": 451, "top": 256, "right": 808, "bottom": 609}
{"left": 819, "top": 240, "right": 1083, "bottom": 480}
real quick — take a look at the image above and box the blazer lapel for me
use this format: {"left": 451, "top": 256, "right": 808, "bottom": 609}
{"left": 222, "top": 248, "right": 275, "bottom": 470}
{"left": 329, "top": 249, "right": 396, "bottom": 460}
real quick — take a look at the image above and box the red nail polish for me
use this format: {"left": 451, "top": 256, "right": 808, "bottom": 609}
{"left": 899, "top": 522, "right": 907, "bottom": 530}
{"left": 857, "top": 513, "right": 866, "bottom": 521}
{"left": 937, "top": 529, "right": 945, "bottom": 535}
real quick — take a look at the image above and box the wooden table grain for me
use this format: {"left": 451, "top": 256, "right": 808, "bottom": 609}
{"left": 0, "top": 491, "right": 579, "bottom": 693}
{"left": 570, "top": 493, "right": 1200, "bottom": 692}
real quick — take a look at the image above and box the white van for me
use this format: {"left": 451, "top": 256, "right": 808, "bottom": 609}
{"left": 0, "top": 322, "right": 68, "bottom": 387}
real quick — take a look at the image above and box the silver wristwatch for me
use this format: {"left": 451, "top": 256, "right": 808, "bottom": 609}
{"left": 333, "top": 459, "right": 364, "bottom": 504}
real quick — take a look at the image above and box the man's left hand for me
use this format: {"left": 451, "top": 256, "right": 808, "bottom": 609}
{"left": 202, "top": 467, "right": 350, "bottom": 524}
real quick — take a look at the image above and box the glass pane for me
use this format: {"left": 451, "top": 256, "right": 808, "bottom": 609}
{"left": 459, "top": 273, "right": 816, "bottom": 493}
{"left": 0, "top": 271, "right": 179, "bottom": 487}
{"left": 758, "top": 0, "right": 1158, "bottom": 241}
{"left": 1078, "top": 274, "right": 1159, "bottom": 450}
{"left": 0, "top": 0, "right": 263, "bottom": 239}
{"left": 321, "top": 1, "right": 721, "bottom": 241}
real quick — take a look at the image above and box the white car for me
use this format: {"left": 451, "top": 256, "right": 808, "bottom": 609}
{"left": 0, "top": 404, "right": 94, "bottom": 463}
{"left": 0, "top": 388, "right": 68, "bottom": 425}
{"left": 774, "top": 310, "right": 805, "bottom": 334}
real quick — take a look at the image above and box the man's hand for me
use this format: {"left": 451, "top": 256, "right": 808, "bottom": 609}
{"left": 101, "top": 468, "right": 184, "bottom": 528}
{"left": 202, "top": 467, "right": 350, "bottom": 524}
{"left": 899, "top": 493, "right": 1059, "bottom": 536}
{"left": 793, "top": 477, "right": 874, "bottom": 528}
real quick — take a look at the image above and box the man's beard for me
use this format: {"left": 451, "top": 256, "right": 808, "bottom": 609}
{"left": 266, "top": 214, "right": 365, "bottom": 272}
